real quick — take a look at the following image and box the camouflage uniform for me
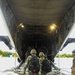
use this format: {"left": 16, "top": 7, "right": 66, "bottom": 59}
{"left": 39, "top": 52, "right": 60, "bottom": 75}
{"left": 39, "top": 52, "right": 46, "bottom": 75}
{"left": 23, "top": 49, "right": 39, "bottom": 75}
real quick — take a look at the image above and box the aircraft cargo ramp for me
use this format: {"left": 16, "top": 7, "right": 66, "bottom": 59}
{"left": 0, "top": 67, "right": 71, "bottom": 75}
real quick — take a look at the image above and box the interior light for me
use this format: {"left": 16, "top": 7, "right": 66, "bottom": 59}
{"left": 49, "top": 24, "right": 57, "bottom": 31}
{"left": 21, "top": 25, "right": 24, "bottom": 28}
{"left": 19, "top": 23, "right": 24, "bottom": 28}
{"left": 50, "top": 26, "right": 55, "bottom": 30}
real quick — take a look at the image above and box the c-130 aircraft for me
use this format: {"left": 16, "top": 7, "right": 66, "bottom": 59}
{"left": 0, "top": 0, "right": 75, "bottom": 75}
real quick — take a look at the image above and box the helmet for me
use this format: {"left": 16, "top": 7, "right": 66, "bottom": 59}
{"left": 39, "top": 52, "right": 45, "bottom": 57}
{"left": 30, "top": 49, "right": 37, "bottom": 54}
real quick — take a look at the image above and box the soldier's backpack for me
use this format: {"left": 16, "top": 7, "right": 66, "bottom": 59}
{"left": 29, "top": 56, "right": 40, "bottom": 73}
{"left": 42, "top": 57, "right": 51, "bottom": 73}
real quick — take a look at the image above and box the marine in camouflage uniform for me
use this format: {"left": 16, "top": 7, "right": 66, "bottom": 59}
{"left": 39, "top": 52, "right": 45, "bottom": 75}
{"left": 23, "top": 49, "right": 40, "bottom": 75}
{"left": 39, "top": 52, "right": 60, "bottom": 75}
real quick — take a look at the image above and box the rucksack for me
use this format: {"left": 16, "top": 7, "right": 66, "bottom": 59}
{"left": 29, "top": 56, "right": 40, "bottom": 73}
{"left": 42, "top": 57, "right": 51, "bottom": 73}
